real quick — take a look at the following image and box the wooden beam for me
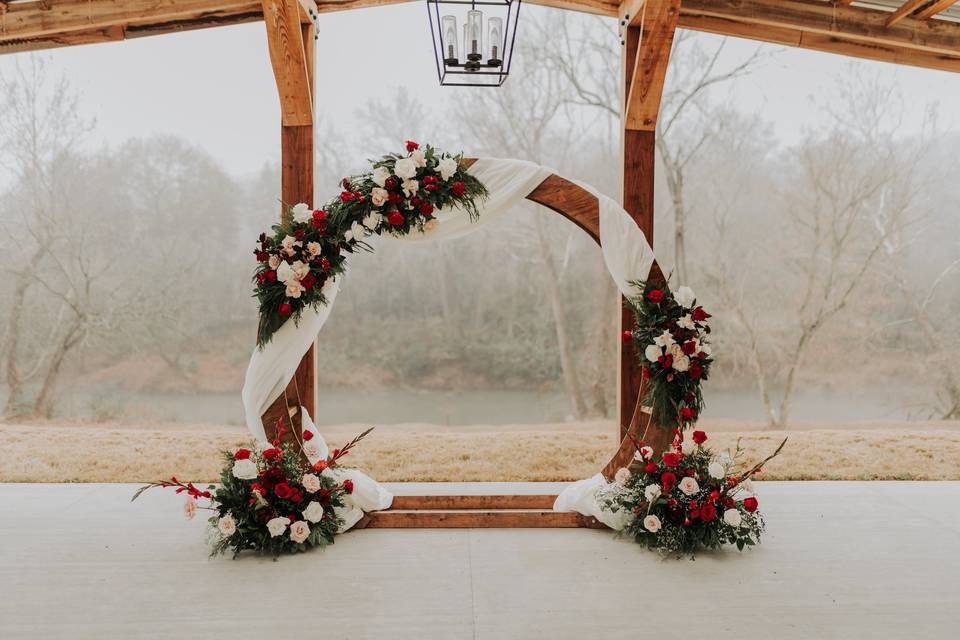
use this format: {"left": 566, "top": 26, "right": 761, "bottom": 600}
{"left": 0, "top": 0, "right": 252, "bottom": 40}
{"left": 262, "top": 0, "right": 312, "bottom": 126}
{"left": 681, "top": 0, "right": 960, "bottom": 58}
{"left": 313, "top": 0, "right": 618, "bottom": 17}
{"left": 679, "top": 12, "right": 960, "bottom": 73}
{"left": 914, "top": 0, "right": 959, "bottom": 19}
{"left": 624, "top": 0, "right": 680, "bottom": 131}
{"left": 885, "top": 0, "right": 931, "bottom": 27}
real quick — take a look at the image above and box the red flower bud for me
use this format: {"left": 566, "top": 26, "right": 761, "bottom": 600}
{"left": 388, "top": 210, "right": 405, "bottom": 226}
{"left": 621, "top": 330, "right": 633, "bottom": 344}
{"left": 692, "top": 306, "right": 711, "bottom": 322}
{"left": 643, "top": 462, "right": 657, "bottom": 474}
{"left": 321, "top": 258, "right": 331, "bottom": 272}
{"left": 341, "top": 178, "right": 352, "bottom": 191}
{"left": 452, "top": 181, "right": 466, "bottom": 196}
{"left": 265, "top": 270, "right": 277, "bottom": 282}
{"left": 384, "top": 176, "right": 398, "bottom": 190}
{"left": 420, "top": 201, "right": 434, "bottom": 216}
{"left": 233, "top": 448, "right": 252, "bottom": 460}
{"left": 680, "top": 407, "right": 697, "bottom": 421}
{"left": 743, "top": 497, "right": 759, "bottom": 513}
{"left": 303, "top": 431, "right": 314, "bottom": 441}
{"left": 301, "top": 273, "right": 317, "bottom": 289}
{"left": 405, "top": 140, "right": 419, "bottom": 152}
{"left": 692, "top": 430, "right": 707, "bottom": 444}
{"left": 312, "top": 209, "right": 327, "bottom": 222}
{"left": 278, "top": 302, "right": 292, "bottom": 316}
{"left": 647, "top": 289, "right": 665, "bottom": 303}
{"left": 343, "top": 479, "right": 354, "bottom": 494}
{"left": 340, "top": 191, "right": 354, "bottom": 202}
{"left": 255, "top": 250, "right": 269, "bottom": 262}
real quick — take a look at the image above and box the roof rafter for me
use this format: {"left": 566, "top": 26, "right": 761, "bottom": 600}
{"left": 914, "top": 0, "right": 960, "bottom": 19}
{"left": 884, "top": 0, "right": 932, "bottom": 27}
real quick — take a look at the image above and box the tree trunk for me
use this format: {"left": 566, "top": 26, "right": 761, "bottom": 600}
{"left": 31, "top": 317, "right": 83, "bottom": 418}
{"left": 535, "top": 216, "right": 587, "bottom": 419}
{"left": 3, "top": 245, "right": 47, "bottom": 416}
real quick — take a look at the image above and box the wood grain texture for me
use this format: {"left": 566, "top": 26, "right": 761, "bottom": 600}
{"left": 884, "top": 0, "right": 931, "bottom": 27}
{"left": 390, "top": 495, "right": 559, "bottom": 510}
{"left": 353, "top": 509, "right": 594, "bottom": 529}
{"left": 624, "top": 0, "right": 681, "bottom": 131}
{"left": 261, "top": 0, "right": 312, "bottom": 126}
{"left": 914, "top": 0, "right": 959, "bottom": 19}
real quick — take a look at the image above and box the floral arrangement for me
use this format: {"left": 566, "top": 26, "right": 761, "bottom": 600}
{"left": 253, "top": 141, "right": 488, "bottom": 346}
{"left": 603, "top": 430, "right": 786, "bottom": 555}
{"left": 132, "top": 425, "right": 373, "bottom": 558}
{"left": 624, "top": 281, "right": 714, "bottom": 431}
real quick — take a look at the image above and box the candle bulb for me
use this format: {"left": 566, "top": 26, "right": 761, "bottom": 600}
{"left": 441, "top": 15, "right": 458, "bottom": 64}
{"left": 487, "top": 17, "right": 503, "bottom": 65}
{"left": 466, "top": 9, "right": 482, "bottom": 60}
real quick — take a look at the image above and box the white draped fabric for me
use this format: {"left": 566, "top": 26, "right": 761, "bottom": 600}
{"left": 240, "top": 157, "right": 655, "bottom": 531}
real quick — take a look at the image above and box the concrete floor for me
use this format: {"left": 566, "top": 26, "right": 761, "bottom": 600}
{"left": 1, "top": 482, "right": 958, "bottom": 639}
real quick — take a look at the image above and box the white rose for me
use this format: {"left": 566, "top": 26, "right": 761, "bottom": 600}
{"left": 643, "top": 515, "right": 662, "bottom": 533}
{"left": 217, "top": 514, "right": 236, "bottom": 536}
{"left": 700, "top": 343, "right": 712, "bottom": 356}
{"left": 394, "top": 157, "right": 418, "bottom": 179}
{"left": 654, "top": 330, "right": 675, "bottom": 347}
{"left": 372, "top": 166, "right": 391, "bottom": 187}
{"left": 708, "top": 462, "right": 725, "bottom": 479}
{"left": 344, "top": 220, "right": 366, "bottom": 243}
{"left": 723, "top": 508, "right": 742, "bottom": 528}
{"left": 410, "top": 148, "right": 427, "bottom": 167}
{"left": 614, "top": 467, "right": 631, "bottom": 485}
{"left": 268, "top": 255, "right": 281, "bottom": 269}
{"left": 672, "top": 354, "right": 690, "bottom": 372}
{"left": 266, "top": 516, "right": 291, "bottom": 538}
{"left": 307, "top": 242, "right": 321, "bottom": 257}
{"left": 291, "top": 203, "right": 312, "bottom": 224}
{"left": 301, "top": 474, "right": 321, "bottom": 494}
{"left": 302, "top": 501, "right": 325, "bottom": 523}
{"left": 232, "top": 458, "right": 258, "bottom": 480}
{"left": 370, "top": 187, "right": 389, "bottom": 207}
{"left": 280, "top": 235, "right": 300, "bottom": 256}
{"left": 678, "top": 476, "right": 700, "bottom": 496}
{"left": 644, "top": 484, "right": 661, "bottom": 502}
{"left": 276, "top": 260, "right": 295, "bottom": 283}
{"left": 677, "top": 314, "right": 696, "bottom": 330}
{"left": 285, "top": 281, "right": 304, "bottom": 299}
{"left": 681, "top": 439, "right": 696, "bottom": 455}
{"left": 289, "top": 520, "right": 311, "bottom": 544}
{"left": 363, "top": 211, "right": 383, "bottom": 230}
{"left": 675, "top": 286, "right": 696, "bottom": 308}
{"left": 183, "top": 496, "right": 197, "bottom": 520}
{"left": 644, "top": 344, "right": 661, "bottom": 363}
{"left": 401, "top": 178, "right": 419, "bottom": 197}
{"left": 291, "top": 260, "right": 310, "bottom": 280}
{"left": 437, "top": 156, "right": 458, "bottom": 181}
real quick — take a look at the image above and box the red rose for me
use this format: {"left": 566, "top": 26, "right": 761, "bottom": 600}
{"left": 700, "top": 502, "right": 717, "bottom": 522}
{"left": 452, "top": 181, "right": 466, "bottom": 196}
{"left": 682, "top": 340, "right": 697, "bottom": 356}
{"left": 420, "top": 201, "right": 434, "bottom": 216}
{"left": 646, "top": 289, "right": 665, "bottom": 303}
{"left": 692, "top": 430, "right": 707, "bottom": 445}
{"left": 274, "top": 482, "right": 292, "bottom": 499}
{"left": 312, "top": 209, "right": 327, "bottom": 222}
{"left": 388, "top": 210, "right": 405, "bottom": 226}
{"left": 621, "top": 330, "right": 633, "bottom": 344}
{"left": 300, "top": 273, "right": 317, "bottom": 289}
{"left": 658, "top": 354, "right": 673, "bottom": 369}
{"left": 384, "top": 176, "right": 398, "bottom": 190}
{"left": 265, "top": 270, "right": 277, "bottom": 282}
{"left": 303, "top": 430, "right": 314, "bottom": 441}
{"left": 256, "top": 273, "right": 266, "bottom": 285}
{"left": 278, "top": 302, "right": 292, "bottom": 316}
{"left": 255, "top": 250, "right": 269, "bottom": 262}
{"left": 234, "top": 448, "right": 252, "bottom": 460}
{"left": 312, "top": 219, "right": 327, "bottom": 233}
{"left": 262, "top": 447, "right": 282, "bottom": 462}
{"left": 662, "top": 452, "right": 680, "bottom": 467}
{"left": 689, "top": 361, "right": 703, "bottom": 380}
{"left": 353, "top": 191, "right": 364, "bottom": 202}
{"left": 743, "top": 497, "right": 759, "bottom": 513}
{"left": 692, "top": 306, "right": 711, "bottom": 322}
{"left": 689, "top": 509, "right": 700, "bottom": 519}
{"left": 723, "top": 496, "right": 734, "bottom": 508}
{"left": 294, "top": 228, "right": 305, "bottom": 240}
{"left": 343, "top": 479, "right": 354, "bottom": 494}
{"left": 425, "top": 184, "right": 438, "bottom": 192}
{"left": 661, "top": 471, "right": 677, "bottom": 491}
{"left": 406, "top": 140, "right": 419, "bottom": 151}
{"left": 387, "top": 192, "right": 402, "bottom": 205}
{"left": 321, "top": 258, "right": 330, "bottom": 272}
{"left": 340, "top": 191, "right": 354, "bottom": 202}
{"left": 643, "top": 462, "right": 657, "bottom": 474}
{"left": 680, "top": 407, "right": 697, "bottom": 421}
{"left": 689, "top": 500, "right": 698, "bottom": 510}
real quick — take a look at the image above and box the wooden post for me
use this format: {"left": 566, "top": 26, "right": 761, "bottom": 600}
{"left": 614, "top": 0, "right": 680, "bottom": 462}
{"left": 260, "top": 0, "right": 316, "bottom": 446}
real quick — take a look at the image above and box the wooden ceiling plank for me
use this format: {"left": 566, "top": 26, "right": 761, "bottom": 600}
{"left": 914, "top": 0, "right": 959, "bottom": 19}
{"left": 885, "top": 0, "right": 932, "bottom": 27}
{"left": 681, "top": 0, "right": 960, "bottom": 58}
{"left": 624, "top": 0, "right": 680, "bottom": 130}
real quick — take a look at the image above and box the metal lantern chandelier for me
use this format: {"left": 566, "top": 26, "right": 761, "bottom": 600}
{"left": 427, "top": 0, "right": 521, "bottom": 87}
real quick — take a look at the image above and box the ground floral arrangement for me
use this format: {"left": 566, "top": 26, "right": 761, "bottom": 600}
{"left": 133, "top": 425, "right": 372, "bottom": 558}
{"left": 613, "top": 284, "right": 786, "bottom": 555}
{"left": 252, "top": 141, "right": 488, "bottom": 346}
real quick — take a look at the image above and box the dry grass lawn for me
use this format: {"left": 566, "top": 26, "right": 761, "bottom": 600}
{"left": 2, "top": 419, "right": 958, "bottom": 483}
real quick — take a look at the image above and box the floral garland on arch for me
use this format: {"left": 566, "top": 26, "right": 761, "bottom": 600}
{"left": 623, "top": 280, "right": 714, "bottom": 432}
{"left": 253, "top": 141, "right": 488, "bottom": 346}
{"left": 132, "top": 424, "right": 373, "bottom": 558}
